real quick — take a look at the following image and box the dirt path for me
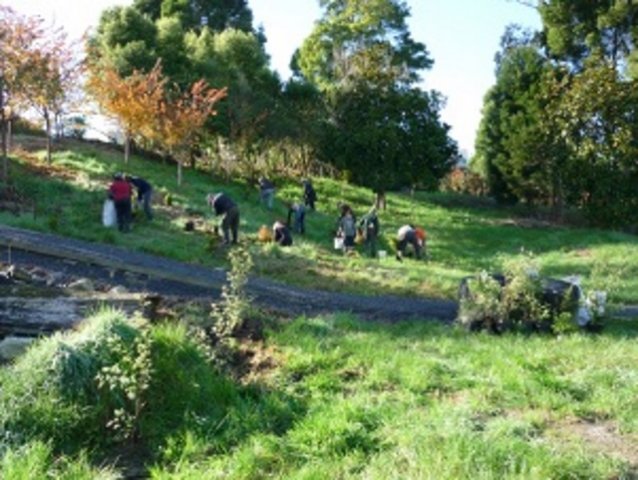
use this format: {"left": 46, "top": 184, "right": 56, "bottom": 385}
{"left": 0, "top": 225, "right": 457, "bottom": 322}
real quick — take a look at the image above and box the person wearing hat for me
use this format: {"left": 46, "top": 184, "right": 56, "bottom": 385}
{"left": 207, "top": 192, "right": 240, "bottom": 245}
{"left": 108, "top": 173, "right": 133, "bottom": 232}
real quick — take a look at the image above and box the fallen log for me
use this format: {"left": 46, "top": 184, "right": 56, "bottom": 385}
{"left": 0, "top": 295, "right": 142, "bottom": 337}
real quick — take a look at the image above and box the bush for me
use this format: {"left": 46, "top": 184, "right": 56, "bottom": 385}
{"left": 457, "top": 255, "right": 586, "bottom": 333}
{"left": 0, "top": 309, "right": 148, "bottom": 451}
{"left": 210, "top": 246, "right": 253, "bottom": 338}
{"left": 11, "top": 117, "right": 45, "bottom": 137}
{"left": 440, "top": 167, "right": 488, "bottom": 196}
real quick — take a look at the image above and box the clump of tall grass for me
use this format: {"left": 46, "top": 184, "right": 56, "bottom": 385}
{"left": 0, "top": 441, "right": 118, "bottom": 480}
{"left": 0, "top": 309, "right": 144, "bottom": 451}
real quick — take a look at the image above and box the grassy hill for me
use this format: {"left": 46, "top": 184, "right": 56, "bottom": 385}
{"left": 2, "top": 135, "right": 637, "bottom": 304}
{"left": 1, "top": 310, "right": 637, "bottom": 478}
{"left": 1, "top": 137, "right": 637, "bottom": 478}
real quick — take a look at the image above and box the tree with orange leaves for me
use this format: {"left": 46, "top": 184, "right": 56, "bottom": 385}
{"left": 148, "top": 76, "right": 227, "bottom": 186}
{"left": 86, "top": 61, "right": 166, "bottom": 164}
{"left": 87, "top": 59, "right": 226, "bottom": 184}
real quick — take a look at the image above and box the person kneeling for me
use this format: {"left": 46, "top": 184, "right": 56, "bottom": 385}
{"left": 273, "top": 220, "right": 293, "bottom": 247}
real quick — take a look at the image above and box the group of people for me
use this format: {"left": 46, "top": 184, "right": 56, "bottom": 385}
{"left": 106, "top": 173, "right": 153, "bottom": 232}
{"left": 208, "top": 178, "right": 427, "bottom": 260}
{"left": 106, "top": 172, "right": 426, "bottom": 260}
{"left": 335, "top": 204, "right": 426, "bottom": 260}
{"left": 208, "top": 178, "right": 316, "bottom": 247}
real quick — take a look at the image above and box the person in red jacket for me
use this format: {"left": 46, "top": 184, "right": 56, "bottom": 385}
{"left": 108, "top": 173, "right": 133, "bottom": 232}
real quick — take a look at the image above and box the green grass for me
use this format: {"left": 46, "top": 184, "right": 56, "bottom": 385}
{"left": 3, "top": 135, "right": 638, "bottom": 303}
{"left": 3, "top": 310, "right": 637, "bottom": 479}
{"left": 150, "top": 314, "right": 638, "bottom": 479}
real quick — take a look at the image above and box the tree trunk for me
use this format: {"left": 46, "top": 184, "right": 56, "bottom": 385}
{"left": 374, "top": 191, "right": 387, "bottom": 211}
{"left": 177, "top": 158, "right": 183, "bottom": 186}
{"left": 0, "top": 78, "right": 7, "bottom": 184}
{"left": 551, "top": 176, "right": 564, "bottom": 222}
{"left": 45, "top": 112, "right": 52, "bottom": 165}
{"left": 124, "top": 134, "right": 130, "bottom": 164}
{"left": 6, "top": 118, "right": 11, "bottom": 153}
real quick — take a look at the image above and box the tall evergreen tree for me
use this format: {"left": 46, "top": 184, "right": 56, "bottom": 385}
{"left": 296, "top": 0, "right": 456, "bottom": 195}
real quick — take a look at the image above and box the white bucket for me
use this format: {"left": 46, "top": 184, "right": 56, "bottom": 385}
{"left": 334, "top": 237, "right": 344, "bottom": 250}
{"left": 378, "top": 250, "right": 387, "bottom": 260}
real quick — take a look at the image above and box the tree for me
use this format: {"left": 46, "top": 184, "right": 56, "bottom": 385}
{"left": 185, "top": 27, "right": 280, "bottom": 176}
{"left": 86, "top": 62, "right": 166, "bottom": 163}
{"left": 146, "top": 74, "right": 227, "bottom": 185}
{"left": 546, "top": 62, "right": 638, "bottom": 226}
{"left": 87, "top": 60, "right": 226, "bottom": 184}
{"left": 297, "top": 0, "right": 432, "bottom": 92}
{"left": 89, "top": 0, "right": 278, "bottom": 176}
{"left": 296, "top": 0, "right": 455, "bottom": 198}
{"left": 321, "top": 84, "right": 455, "bottom": 194}
{"left": 538, "top": 1, "right": 638, "bottom": 74}
{"left": 0, "top": 6, "right": 44, "bottom": 181}
{"left": 15, "top": 29, "right": 80, "bottom": 164}
{"left": 90, "top": 6, "right": 158, "bottom": 76}
{"left": 474, "top": 25, "right": 570, "bottom": 208}
{"left": 133, "top": 0, "right": 254, "bottom": 34}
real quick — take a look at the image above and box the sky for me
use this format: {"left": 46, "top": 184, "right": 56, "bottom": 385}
{"left": 7, "top": 0, "right": 540, "bottom": 156}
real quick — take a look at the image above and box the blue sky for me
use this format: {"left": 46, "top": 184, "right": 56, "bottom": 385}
{"left": 10, "top": 0, "right": 540, "bottom": 156}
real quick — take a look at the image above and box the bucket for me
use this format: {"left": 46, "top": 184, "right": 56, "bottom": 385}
{"left": 378, "top": 250, "right": 387, "bottom": 260}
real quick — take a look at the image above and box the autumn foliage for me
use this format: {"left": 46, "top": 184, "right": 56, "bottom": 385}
{"left": 87, "top": 60, "right": 226, "bottom": 183}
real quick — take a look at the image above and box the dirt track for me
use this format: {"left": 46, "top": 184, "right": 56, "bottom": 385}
{"left": 0, "top": 225, "right": 457, "bottom": 322}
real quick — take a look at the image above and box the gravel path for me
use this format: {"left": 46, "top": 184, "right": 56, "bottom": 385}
{"left": 0, "top": 225, "right": 457, "bottom": 322}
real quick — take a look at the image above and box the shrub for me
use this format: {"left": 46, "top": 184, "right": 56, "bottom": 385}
{"left": 440, "top": 167, "right": 488, "bottom": 196}
{"left": 210, "top": 246, "right": 253, "bottom": 338}
{"left": 0, "top": 309, "right": 145, "bottom": 451}
{"left": 456, "top": 254, "right": 575, "bottom": 333}
{"left": 0, "top": 308, "right": 244, "bottom": 455}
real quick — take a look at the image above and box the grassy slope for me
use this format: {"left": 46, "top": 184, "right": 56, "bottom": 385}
{"left": 157, "top": 315, "right": 638, "bottom": 478}
{"left": 3, "top": 135, "right": 638, "bottom": 303}
{"left": 2, "top": 311, "right": 637, "bottom": 479}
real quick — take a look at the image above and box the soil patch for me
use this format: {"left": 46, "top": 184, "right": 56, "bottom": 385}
{"left": 552, "top": 418, "right": 638, "bottom": 468}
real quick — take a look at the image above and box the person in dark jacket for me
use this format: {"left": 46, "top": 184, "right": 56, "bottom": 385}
{"left": 273, "top": 220, "right": 293, "bottom": 246}
{"left": 302, "top": 179, "right": 317, "bottom": 210}
{"left": 359, "top": 207, "right": 379, "bottom": 258}
{"left": 207, "top": 192, "right": 240, "bottom": 244}
{"left": 258, "top": 177, "right": 275, "bottom": 210}
{"left": 126, "top": 175, "right": 153, "bottom": 220}
{"left": 108, "top": 173, "right": 132, "bottom": 232}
